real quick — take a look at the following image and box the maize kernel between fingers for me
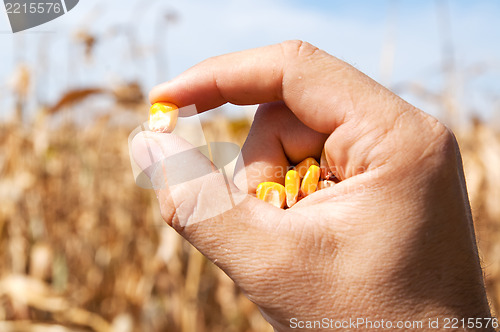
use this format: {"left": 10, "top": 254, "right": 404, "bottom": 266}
{"left": 300, "top": 165, "right": 320, "bottom": 197}
{"left": 285, "top": 169, "right": 300, "bottom": 208}
{"left": 294, "top": 157, "right": 320, "bottom": 178}
{"left": 317, "top": 179, "right": 335, "bottom": 190}
{"left": 149, "top": 102, "right": 179, "bottom": 133}
{"left": 320, "top": 148, "right": 330, "bottom": 179}
{"left": 257, "top": 156, "right": 338, "bottom": 209}
{"left": 256, "top": 182, "right": 286, "bottom": 209}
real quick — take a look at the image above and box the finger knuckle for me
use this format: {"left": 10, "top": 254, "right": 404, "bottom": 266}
{"left": 281, "top": 39, "right": 321, "bottom": 60}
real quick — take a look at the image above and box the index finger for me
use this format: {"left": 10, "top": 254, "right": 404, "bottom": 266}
{"left": 150, "top": 40, "right": 443, "bottom": 181}
{"left": 149, "top": 40, "right": 397, "bottom": 135}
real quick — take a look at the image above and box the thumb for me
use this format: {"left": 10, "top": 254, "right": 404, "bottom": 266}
{"left": 130, "top": 131, "right": 291, "bottom": 276}
{"left": 131, "top": 131, "right": 242, "bottom": 225}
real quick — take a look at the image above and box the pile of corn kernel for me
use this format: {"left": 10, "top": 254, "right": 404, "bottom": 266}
{"left": 147, "top": 102, "right": 336, "bottom": 210}
{"left": 256, "top": 156, "right": 336, "bottom": 209}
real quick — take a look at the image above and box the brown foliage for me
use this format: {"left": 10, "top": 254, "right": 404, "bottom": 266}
{"left": 0, "top": 114, "right": 271, "bottom": 332}
{"left": 0, "top": 110, "right": 499, "bottom": 331}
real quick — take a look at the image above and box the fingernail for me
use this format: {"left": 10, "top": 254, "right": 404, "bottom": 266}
{"left": 131, "top": 132, "right": 166, "bottom": 179}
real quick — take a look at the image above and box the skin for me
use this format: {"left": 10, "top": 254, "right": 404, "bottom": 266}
{"left": 132, "top": 41, "right": 493, "bottom": 331}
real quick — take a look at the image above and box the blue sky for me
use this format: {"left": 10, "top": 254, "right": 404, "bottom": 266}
{"left": 1, "top": 0, "right": 499, "bottom": 125}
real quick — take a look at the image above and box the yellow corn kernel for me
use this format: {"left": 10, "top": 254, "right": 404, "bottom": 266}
{"left": 317, "top": 179, "right": 335, "bottom": 190}
{"left": 285, "top": 169, "right": 300, "bottom": 208}
{"left": 256, "top": 182, "right": 286, "bottom": 209}
{"left": 300, "top": 165, "right": 320, "bottom": 197}
{"left": 149, "top": 102, "right": 179, "bottom": 133}
{"left": 295, "top": 157, "right": 320, "bottom": 178}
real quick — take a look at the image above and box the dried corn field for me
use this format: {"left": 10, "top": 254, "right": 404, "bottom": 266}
{"left": 9, "top": 47, "right": 500, "bottom": 332}
{"left": 0, "top": 1, "right": 498, "bottom": 330}
{"left": 1, "top": 103, "right": 499, "bottom": 332}
{"left": 0, "top": 108, "right": 272, "bottom": 332}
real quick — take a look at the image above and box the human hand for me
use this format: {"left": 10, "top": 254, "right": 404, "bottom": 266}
{"left": 131, "top": 41, "right": 492, "bottom": 331}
